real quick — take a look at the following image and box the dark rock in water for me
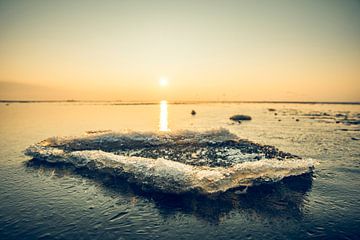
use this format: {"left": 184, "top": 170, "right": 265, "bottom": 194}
{"left": 86, "top": 130, "right": 111, "bottom": 134}
{"left": 337, "top": 128, "right": 360, "bottom": 132}
{"left": 278, "top": 119, "right": 281, "bottom": 122}
{"left": 351, "top": 137, "right": 359, "bottom": 141}
{"left": 335, "top": 113, "right": 347, "bottom": 118}
{"left": 304, "top": 112, "right": 330, "bottom": 117}
{"left": 296, "top": 119, "right": 299, "bottom": 122}
{"left": 191, "top": 110, "right": 196, "bottom": 115}
{"left": 230, "top": 115, "right": 252, "bottom": 121}
{"left": 342, "top": 119, "right": 360, "bottom": 125}
{"left": 274, "top": 113, "right": 278, "bottom": 116}
{"left": 302, "top": 110, "right": 360, "bottom": 126}
{"left": 268, "top": 108, "right": 276, "bottom": 112}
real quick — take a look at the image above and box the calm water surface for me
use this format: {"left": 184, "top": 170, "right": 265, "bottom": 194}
{"left": 0, "top": 102, "right": 359, "bottom": 239}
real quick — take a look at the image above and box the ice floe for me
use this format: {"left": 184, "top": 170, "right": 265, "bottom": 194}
{"left": 25, "top": 129, "right": 315, "bottom": 195}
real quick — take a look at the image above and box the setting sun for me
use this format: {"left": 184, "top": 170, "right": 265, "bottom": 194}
{"left": 159, "top": 77, "right": 168, "bottom": 87}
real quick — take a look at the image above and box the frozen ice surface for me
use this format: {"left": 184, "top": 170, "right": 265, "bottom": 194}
{"left": 25, "top": 129, "right": 315, "bottom": 195}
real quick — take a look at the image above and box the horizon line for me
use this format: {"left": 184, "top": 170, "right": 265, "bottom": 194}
{"left": 1, "top": 100, "right": 360, "bottom": 105}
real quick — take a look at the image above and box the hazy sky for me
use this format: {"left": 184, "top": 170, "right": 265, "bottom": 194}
{"left": 0, "top": 0, "right": 359, "bottom": 101}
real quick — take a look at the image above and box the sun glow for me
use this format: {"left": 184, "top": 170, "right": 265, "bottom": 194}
{"left": 159, "top": 77, "right": 168, "bottom": 87}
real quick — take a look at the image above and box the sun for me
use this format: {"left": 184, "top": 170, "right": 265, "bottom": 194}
{"left": 159, "top": 77, "right": 168, "bottom": 87}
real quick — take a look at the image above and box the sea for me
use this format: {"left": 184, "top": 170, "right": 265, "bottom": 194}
{"left": 0, "top": 101, "right": 359, "bottom": 239}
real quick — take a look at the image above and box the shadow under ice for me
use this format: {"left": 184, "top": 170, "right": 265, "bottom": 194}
{"left": 25, "top": 158, "right": 313, "bottom": 224}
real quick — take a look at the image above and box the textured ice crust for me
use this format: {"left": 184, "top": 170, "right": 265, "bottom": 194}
{"left": 25, "top": 129, "right": 315, "bottom": 195}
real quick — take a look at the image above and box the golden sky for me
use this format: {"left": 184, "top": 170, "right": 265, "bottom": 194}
{"left": 0, "top": 0, "right": 359, "bottom": 101}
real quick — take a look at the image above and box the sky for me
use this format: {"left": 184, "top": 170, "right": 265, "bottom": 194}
{"left": 0, "top": 0, "right": 359, "bottom": 101}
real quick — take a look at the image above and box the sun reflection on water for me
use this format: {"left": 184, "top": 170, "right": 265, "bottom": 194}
{"left": 159, "top": 100, "right": 169, "bottom": 131}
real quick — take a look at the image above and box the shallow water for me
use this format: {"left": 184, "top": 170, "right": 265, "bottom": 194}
{"left": 0, "top": 102, "right": 359, "bottom": 239}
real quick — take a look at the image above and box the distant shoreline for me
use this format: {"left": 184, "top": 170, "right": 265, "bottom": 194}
{"left": 1, "top": 100, "right": 360, "bottom": 105}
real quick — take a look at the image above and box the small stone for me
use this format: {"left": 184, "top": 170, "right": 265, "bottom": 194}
{"left": 230, "top": 115, "right": 252, "bottom": 121}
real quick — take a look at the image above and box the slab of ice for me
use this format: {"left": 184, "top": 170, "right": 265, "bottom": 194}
{"left": 24, "top": 129, "right": 315, "bottom": 195}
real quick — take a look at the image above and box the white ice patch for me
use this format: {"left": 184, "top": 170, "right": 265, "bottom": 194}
{"left": 25, "top": 129, "right": 316, "bottom": 195}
